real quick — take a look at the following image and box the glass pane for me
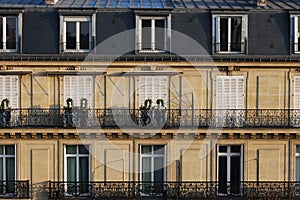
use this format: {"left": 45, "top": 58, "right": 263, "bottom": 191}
{"left": 5, "top": 145, "right": 15, "bottom": 155}
{"left": 6, "top": 17, "right": 16, "bottom": 49}
{"left": 80, "top": 22, "right": 89, "bottom": 50}
{"left": 231, "top": 145, "right": 241, "bottom": 153}
{"left": 230, "top": 17, "right": 242, "bottom": 51}
{"left": 219, "top": 146, "right": 227, "bottom": 153}
{"left": 0, "top": 146, "right": 3, "bottom": 155}
{"left": 230, "top": 156, "right": 240, "bottom": 194}
{"left": 298, "top": 19, "right": 300, "bottom": 51}
{"left": 296, "top": 157, "right": 300, "bottom": 181}
{"left": 79, "top": 157, "right": 89, "bottom": 193}
{"left": 66, "top": 145, "right": 77, "bottom": 154}
{"left": 218, "top": 156, "right": 227, "bottom": 194}
{"left": 220, "top": 18, "right": 228, "bottom": 51}
{"left": 141, "top": 19, "right": 151, "bottom": 50}
{"left": 154, "top": 145, "right": 164, "bottom": 155}
{"left": 154, "top": 157, "right": 164, "bottom": 192}
{"left": 6, "top": 158, "right": 15, "bottom": 193}
{"left": 66, "top": 22, "right": 76, "bottom": 49}
{"left": 142, "top": 157, "right": 152, "bottom": 192}
{"left": 0, "top": 18, "right": 2, "bottom": 49}
{"left": 79, "top": 145, "right": 89, "bottom": 154}
{"left": 141, "top": 146, "right": 151, "bottom": 154}
{"left": 155, "top": 19, "right": 165, "bottom": 51}
{"left": 296, "top": 145, "right": 300, "bottom": 153}
{"left": 67, "top": 157, "right": 76, "bottom": 182}
{"left": 0, "top": 158, "right": 3, "bottom": 180}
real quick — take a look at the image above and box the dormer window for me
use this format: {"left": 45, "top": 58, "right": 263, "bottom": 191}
{"left": 291, "top": 15, "right": 300, "bottom": 53}
{"left": 213, "top": 15, "right": 247, "bottom": 54}
{"left": 61, "top": 16, "right": 94, "bottom": 53}
{"left": 0, "top": 16, "right": 19, "bottom": 52}
{"left": 136, "top": 15, "right": 171, "bottom": 53}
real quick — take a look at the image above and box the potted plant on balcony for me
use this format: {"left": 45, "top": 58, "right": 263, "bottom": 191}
{"left": 77, "top": 98, "right": 88, "bottom": 127}
{"left": 139, "top": 99, "right": 151, "bottom": 126}
{"left": 64, "top": 98, "right": 73, "bottom": 127}
{"left": 154, "top": 99, "right": 166, "bottom": 126}
{"left": 0, "top": 98, "right": 11, "bottom": 127}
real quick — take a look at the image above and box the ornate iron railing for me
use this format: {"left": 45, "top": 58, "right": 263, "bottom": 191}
{"left": 0, "top": 180, "right": 29, "bottom": 199}
{"left": 48, "top": 181, "right": 300, "bottom": 199}
{"left": 1, "top": 108, "right": 300, "bottom": 128}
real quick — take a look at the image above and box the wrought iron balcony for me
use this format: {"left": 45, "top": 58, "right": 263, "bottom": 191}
{"left": 0, "top": 108, "right": 300, "bottom": 129}
{"left": 0, "top": 180, "right": 29, "bottom": 199}
{"left": 48, "top": 181, "right": 300, "bottom": 199}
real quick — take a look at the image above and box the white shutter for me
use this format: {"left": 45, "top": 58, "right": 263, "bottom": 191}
{"left": 139, "top": 76, "right": 168, "bottom": 107}
{"left": 64, "top": 76, "right": 93, "bottom": 108}
{"left": 216, "top": 76, "right": 244, "bottom": 109}
{"left": 0, "top": 76, "right": 18, "bottom": 109}
{"left": 295, "top": 76, "right": 300, "bottom": 109}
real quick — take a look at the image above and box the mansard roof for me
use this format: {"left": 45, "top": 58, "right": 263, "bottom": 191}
{"left": 0, "top": 0, "right": 299, "bottom": 10}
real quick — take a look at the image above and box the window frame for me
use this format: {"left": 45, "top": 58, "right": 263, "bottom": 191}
{"left": 295, "top": 145, "right": 300, "bottom": 181}
{"left": 61, "top": 16, "right": 94, "bottom": 53}
{"left": 64, "top": 145, "right": 90, "bottom": 196}
{"left": 212, "top": 14, "right": 247, "bottom": 54}
{"left": 139, "top": 145, "right": 166, "bottom": 183}
{"left": 0, "top": 145, "right": 16, "bottom": 196}
{"left": 0, "top": 15, "right": 20, "bottom": 53}
{"left": 291, "top": 15, "right": 300, "bottom": 54}
{"left": 217, "top": 145, "right": 243, "bottom": 196}
{"left": 136, "top": 15, "right": 171, "bottom": 53}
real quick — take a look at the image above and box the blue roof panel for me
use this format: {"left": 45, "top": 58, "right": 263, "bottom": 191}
{"left": 0, "top": 0, "right": 300, "bottom": 10}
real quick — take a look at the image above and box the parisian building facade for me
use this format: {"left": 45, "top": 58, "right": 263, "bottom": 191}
{"left": 0, "top": 0, "right": 299, "bottom": 199}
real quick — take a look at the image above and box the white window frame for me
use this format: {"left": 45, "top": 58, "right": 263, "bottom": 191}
{"left": 213, "top": 14, "right": 247, "bottom": 54}
{"left": 61, "top": 16, "right": 94, "bottom": 53}
{"left": 63, "top": 76, "right": 93, "bottom": 108}
{"left": 0, "top": 15, "right": 21, "bottom": 53}
{"left": 291, "top": 15, "right": 300, "bottom": 54}
{"left": 139, "top": 145, "right": 166, "bottom": 183}
{"left": 64, "top": 145, "right": 90, "bottom": 195}
{"left": 217, "top": 145, "right": 243, "bottom": 196}
{"left": 0, "top": 145, "right": 16, "bottom": 195}
{"left": 136, "top": 15, "right": 171, "bottom": 53}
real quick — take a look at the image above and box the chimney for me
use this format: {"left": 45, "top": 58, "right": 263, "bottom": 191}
{"left": 45, "top": 0, "right": 58, "bottom": 5}
{"left": 257, "top": 0, "right": 267, "bottom": 7}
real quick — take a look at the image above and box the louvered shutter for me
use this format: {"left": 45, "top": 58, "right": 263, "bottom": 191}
{"left": 139, "top": 76, "right": 167, "bottom": 107}
{"left": 64, "top": 76, "right": 93, "bottom": 108}
{"left": 0, "top": 76, "right": 18, "bottom": 109}
{"left": 295, "top": 77, "right": 300, "bottom": 109}
{"left": 216, "top": 76, "right": 244, "bottom": 109}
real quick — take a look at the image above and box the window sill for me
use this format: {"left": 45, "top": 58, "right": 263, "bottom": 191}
{"left": 137, "top": 50, "right": 168, "bottom": 54}
{"left": 63, "top": 50, "right": 92, "bottom": 53}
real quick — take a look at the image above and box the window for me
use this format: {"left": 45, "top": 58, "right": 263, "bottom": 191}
{"left": 216, "top": 76, "right": 244, "bottom": 127}
{"left": 291, "top": 15, "right": 300, "bottom": 53}
{"left": 296, "top": 145, "right": 300, "bottom": 181}
{"left": 61, "top": 16, "right": 93, "bottom": 52}
{"left": 0, "top": 145, "right": 15, "bottom": 195}
{"left": 0, "top": 16, "right": 18, "bottom": 52}
{"left": 294, "top": 77, "right": 300, "bottom": 126}
{"left": 136, "top": 15, "right": 171, "bottom": 53}
{"left": 140, "top": 145, "right": 165, "bottom": 194}
{"left": 139, "top": 76, "right": 167, "bottom": 107}
{"left": 64, "top": 76, "right": 93, "bottom": 108}
{"left": 64, "top": 145, "right": 89, "bottom": 195}
{"left": 0, "top": 76, "right": 18, "bottom": 108}
{"left": 217, "top": 145, "right": 242, "bottom": 196}
{"left": 213, "top": 15, "right": 247, "bottom": 53}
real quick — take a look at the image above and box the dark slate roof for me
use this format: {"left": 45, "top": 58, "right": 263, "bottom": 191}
{"left": 0, "top": 0, "right": 300, "bottom": 10}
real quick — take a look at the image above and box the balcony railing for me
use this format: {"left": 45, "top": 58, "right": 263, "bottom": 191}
{"left": 1, "top": 108, "right": 300, "bottom": 128}
{"left": 0, "top": 180, "right": 29, "bottom": 199}
{"left": 48, "top": 181, "right": 300, "bottom": 199}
